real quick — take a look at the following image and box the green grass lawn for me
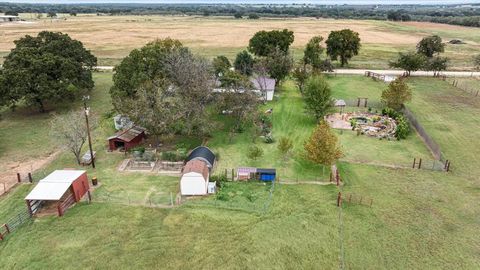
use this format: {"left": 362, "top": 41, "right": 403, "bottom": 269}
{"left": 407, "top": 78, "right": 480, "bottom": 176}
{"left": 326, "top": 75, "right": 433, "bottom": 166}
{"left": 1, "top": 74, "right": 479, "bottom": 269}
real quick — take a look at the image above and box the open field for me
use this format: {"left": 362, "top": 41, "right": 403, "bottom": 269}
{"left": 1, "top": 14, "right": 479, "bottom": 69}
{"left": 1, "top": 73, "right": 479, "bottom": 268}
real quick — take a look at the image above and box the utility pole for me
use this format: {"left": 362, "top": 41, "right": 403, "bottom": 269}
{"left": 83, "top": 96, "right": 95, "bottom": 169}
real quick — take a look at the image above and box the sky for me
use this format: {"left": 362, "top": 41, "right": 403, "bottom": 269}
{"left": 2, "top": 0, "right": 480, "bottom": 5}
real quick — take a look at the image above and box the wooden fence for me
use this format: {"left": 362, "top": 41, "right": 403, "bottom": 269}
{"left": 58, "top": 193, "right": 76, "bottom": 217}
{"left": 340, "top": 193, "right": 373, "bottom": 207}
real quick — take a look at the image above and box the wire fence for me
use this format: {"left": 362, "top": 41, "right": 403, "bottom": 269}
{"left": 0, "top": 209, "right": 32, "bottom": 242}
{"left": 92, "top": 190, "right": 176, "bottom": 208}
{"left": 402, "top": 106, "right": 444, "bottom": 161}
{"left": 183, "top": 181, "right": 276, "bottom": 215}
{"left": 447, "top": 77, "right": 480, "bottom": 97}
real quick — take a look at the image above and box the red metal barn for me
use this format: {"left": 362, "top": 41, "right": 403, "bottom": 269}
{"left": 107, "top": 126, "right": 146, "bottom": 151}
{"left": 25, "top": 170, "right": 91, "bottom": 217}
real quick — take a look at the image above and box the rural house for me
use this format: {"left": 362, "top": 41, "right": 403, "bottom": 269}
{"left": 107, "top": 126, "right": 146, "bottom": 151}
{"left": 25, "top": 170, "right": 91, "bottom": 217}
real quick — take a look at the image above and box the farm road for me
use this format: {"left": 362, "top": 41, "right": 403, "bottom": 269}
{"left": 95, "top": 66, "right": 480, "bottom": 77}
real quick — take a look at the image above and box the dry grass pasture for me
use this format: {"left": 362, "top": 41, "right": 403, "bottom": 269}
{"left": 1, "top": 14, "right": 479, "bottom": 68}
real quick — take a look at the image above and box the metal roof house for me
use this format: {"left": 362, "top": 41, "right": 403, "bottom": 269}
{"left": 185, "top": 146, "right": 216, "bottom": 169}
{"left": 107, "top": 126, "right": 146, "bottom": 151}
{"left": 25, "top": 170, "right": 91, "bottom": 217}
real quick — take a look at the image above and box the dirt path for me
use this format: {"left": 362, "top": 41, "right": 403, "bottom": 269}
{"left": 0, "top": 151, "right": 61, "bottom": 196}
{"left": 96, "top": 66, "right": 480, "bottom": 77}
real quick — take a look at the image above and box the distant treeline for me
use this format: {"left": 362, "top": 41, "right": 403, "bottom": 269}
{"left": 1, "top": 3, "right": 480, "bottom": 27}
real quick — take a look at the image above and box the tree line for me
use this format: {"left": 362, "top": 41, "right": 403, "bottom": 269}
{"left": 1, "top": 3, "right": 480, "bottom": 27}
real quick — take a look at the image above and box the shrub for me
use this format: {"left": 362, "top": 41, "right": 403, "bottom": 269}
{"left": 395, "top": 115, "right": 410, "bottom": 140}
{"left": 247, "top": 145, "right": 264, "bottom": 160}
{"left": 161, "top": 151, "right": 179, "bottom": 161}
{"left": 382, "top": 107, "right": 400, "bottom": 119}
{"left": 131, "top": 146, "right": 145, "bottom": 153}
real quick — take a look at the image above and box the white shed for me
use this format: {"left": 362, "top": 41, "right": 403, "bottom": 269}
{"left": 180, "top": 160, "right": 209, "bottom": 196}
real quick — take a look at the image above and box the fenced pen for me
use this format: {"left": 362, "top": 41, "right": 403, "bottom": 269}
{"left": 402, "top": 106, "right": 452, "bottom": 171}
{"left": 339, "top": 193, "right": 373, "bottom": 207}
{"left": 183, "top": 180, "right": 276, "bottom": 214}
{"left": 0, "top": 209, "right": 32, "bottom": 241}
{"left": 447, "top": 77, "right": 480, "bottom": 97}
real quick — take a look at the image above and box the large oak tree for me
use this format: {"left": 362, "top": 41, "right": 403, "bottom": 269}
{"left": 326, "top": 29, "right": 361, "bottom": 67}
{"left": 0, "top": 31, "right": 97, "bottom": 112}
{"left": 248, "top": 29, "right": 294, "bottom": 57}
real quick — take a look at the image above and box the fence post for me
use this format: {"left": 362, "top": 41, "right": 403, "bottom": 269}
{"left": 170, "top": 192, "right": 173, "bottom": 206}
{"left": 412, "top": 158, "right": 416, "bottom": 169}
{"left": 370, "top": 199, "right": 373, "bottom": 207}
{"left": 418, "top": 158, "right": 422, "bottom": 169}
{"left": 17, "top": 173, "right": 21, "bottom": 183}
{"left": 3, "top": 224, "right": 9, "bottom": 234}
{"left": 28, "top": 173, "right": 33, "bottom": 183}
{"left": 446, "top": 161, "right": 451, "bottom": 172}
{"left": 337, "top": 192, "right": 342, "bottom": 207}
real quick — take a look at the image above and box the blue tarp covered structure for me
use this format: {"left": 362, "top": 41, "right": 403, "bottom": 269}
{"left": 257, "top": 168, "right": 276, "bottom": 182}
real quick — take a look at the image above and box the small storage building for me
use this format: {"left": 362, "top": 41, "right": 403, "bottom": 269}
{"left": 251, "top": 76, "right": 276, "bottom": 101}
{"left": 180, "top": 160, "right": 210, "bottom": 195}
{"left": 107, "top": 126, "right": 146, "bottom": 151}
{"left": 25, "top": 170, "right": 90, "bottom": 217}
{"left": 237, "top": 167, "right": 257, "bottom": 181}
{"left": 256, "top": 168, "right": 276, "bottom": 182}
{"left": 185, "top": 146, "right": 216, "bottom": 169}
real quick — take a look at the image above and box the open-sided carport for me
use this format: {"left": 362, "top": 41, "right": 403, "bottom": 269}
{"left": 25, "top": 170, "right": 91, "bottom": 217}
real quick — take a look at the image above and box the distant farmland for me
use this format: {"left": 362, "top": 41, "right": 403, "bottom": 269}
{"left": 0, "top": 14, "right": 479, "bottom": 69}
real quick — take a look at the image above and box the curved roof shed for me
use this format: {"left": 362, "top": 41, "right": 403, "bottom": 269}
{"left": 185, "top": 146, "right": 216, "bottom": 169}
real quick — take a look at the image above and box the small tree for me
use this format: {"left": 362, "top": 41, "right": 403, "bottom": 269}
{"left": 212, "top": 55, "right": 231, "bottom": 78}
{"left": 5, "top": 11, "right": 19, "bottom": 16}
{"left": 389, "top": 52, "right": 426, "bottom": 76}
{"left": 264, "top": 48, "right": 293, "bottom": 84}
{"left": 47, "top": 12, "right": 57, "bottom": 18}
{"left": 234, "top": 50, "right": 254, "bottom": 76}
{"left": 70, "top": 12, "right": 77, "bottom": 16}
{"left": 303, "top": 75, "right": 333, "bottom": 120}
{"left": 248, "top": 14, "right": 260, "bottom": 20}
{"left": 473, "top": 54, "right": 480, "bottom": 71}
{"left": 425, "top": 56, "right": 449, "bottom": 77}
{"left": 381, "top": 78, "right": 412, "bottom": 110}
{"left": 247, "top": 145, "right": 264, "bottom": 161}
{"left": 50, "top": 110, "right": 98, "bottom": 165}
{"left": 278, "top": 137, "right": 293, "bottom": 160}
{"left": 234, "top": 12, "right": 243, "bottom": 19}
{"left": 326, "top": 29, "right": 361, "bottom": 67}
{"left": 303, "top": 36, "right": 324, "bottom": 68}
{"left": 304, "top": 120, "right": 343, "bottom": 166}
{"left": 417, "top": 35, "right": 445, "bottom": 58}
{"left": 292, "top": 64, "right": 309, "bottom": 93}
